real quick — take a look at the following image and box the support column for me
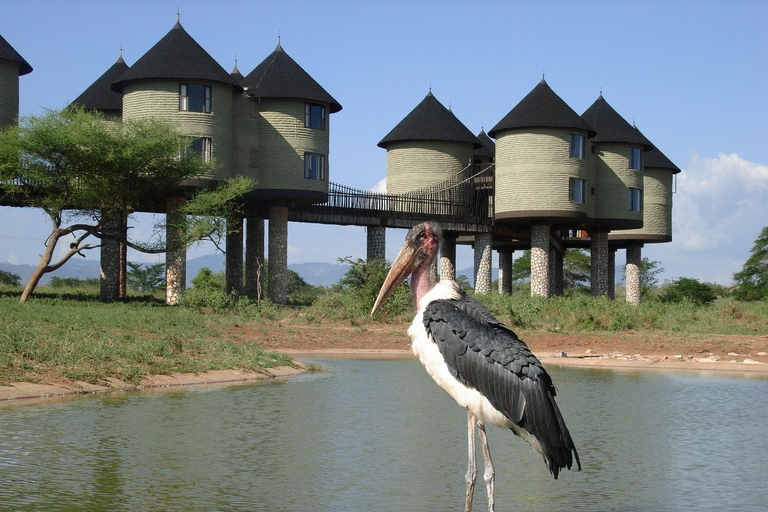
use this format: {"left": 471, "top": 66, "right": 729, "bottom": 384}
{"left": 590, "top": 230, "right": 610, "bottom": 297}
{"left": 225, "top": 215, "right": 244, "bottom": 297}
{"left": 553, "top": 248, "right": 564, "bottom": 297}
{"left": 439, "top": 234, "right": 456, "bottom": 281}
{"left": 498, "top": 250, "right": 513, "bottom": 294}
{"left": 626, "top": 244, "right": 642, "bottom": 306}
{"left": 267, "top": 206, "right": 288, "bottom": 304}
{"left": 474, "top": 233, "right": 492, "bottom": 294}
{"left": 165, "top": 197, "right": 187, "bottom": 305}
{"left": 245, "top": 216, "right": 265, "bottom": 300}
{"left": 608, "top": 248, "right": 617, "bottom": 301}
{"left": 530, "top": 224, "right": 550, "bottom": 298}
{"left": 99, "top": 211, "right": 121, "bottom": 302}
{"left": 118, "top": 212, "right": 128, "bottom": 298}
{"left": 366, "top": 226, "right": 386, "bottom": 261}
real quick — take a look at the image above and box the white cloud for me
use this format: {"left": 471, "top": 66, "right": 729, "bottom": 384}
{"left": 370, "top": 178, "right": 387, "bottom": 193}
{"left": 651, "top": 153, "right": 768, "bottom": 284}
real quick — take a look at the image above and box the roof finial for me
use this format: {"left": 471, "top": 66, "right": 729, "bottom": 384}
{"left": 177, "top": 7, "right": 180, "bottom": 22}
{"left": 277, "top": 31, "right": 281, "bottom": 48}
{"left": 599, "top": 85, "right": 603, "bottom": 96}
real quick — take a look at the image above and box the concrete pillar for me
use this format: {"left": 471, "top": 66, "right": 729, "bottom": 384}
{"left": 626, "top": 245, "right": 642, "bottom": 306}
{"left": 225, "top": 215, "right": 244, "bottom": 297}
{"left": 474, "top": 233, "right": 492, "bottom": 294}
{"left": 590, "top": 230, "right": 610, "bottom": 297}
{"left": 245, "top": 216, "right": 265, "bottom": 300}
{"left": 553, "top": 248, "right": 564, "bottom": 296}
{"left": 118, "top": 211, "right": 128, "bottom": 298}
{"left": 99, "top": 211, "right": 121, "bottom": 302}
{"left": 165, "top": 197, "right": 187, "bottom": 305}
{"left": 267, "top": 206, "right": 288, "bottom": 304}
{"left": 498, "top": 250, "right": 513, "bottom": 294}
{"left": 530, "top": 224, "right": 550, "bottom": 298}
{"left": 608, "top": 248, "right": 617, "bottom": 301}
{"left": 366, "top": 226, "right": 386, "bottom": 261}
{"left": 439, "top": 234, "right": 456, "bottom": 281}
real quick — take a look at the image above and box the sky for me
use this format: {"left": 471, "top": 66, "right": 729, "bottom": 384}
{"left": 2, "top": 0, "right": 767, "bottom": 285}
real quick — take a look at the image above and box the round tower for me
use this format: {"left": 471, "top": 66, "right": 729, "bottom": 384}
{"left": 111, "top": 21, "right": 243, "bottom": 183}
{"left": 0, "top": 34, "right": 32, "bottom": 127}
{"left": 580, "top": 95, "right": 653, "bottom": 230}
{"left": 610, "top": 140, "right": 680, "bottom": 243}
{"left": 489, "top": 79, "right": 596, "bottom": 225}
{"left": 241, "top": 42, "right": 342, "bottom": 204}
{"left": 378, "top": 91, "right": 480, "bottom": 194}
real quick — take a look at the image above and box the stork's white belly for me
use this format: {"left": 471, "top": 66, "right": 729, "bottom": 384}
{"left": 408, "top": 281, "right": 512, "bottom": 429}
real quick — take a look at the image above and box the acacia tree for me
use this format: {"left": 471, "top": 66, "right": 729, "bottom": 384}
{"left": 0, "top": 107, "right": 212, "bottom": 302}
{"left": 733, "top": 226, "right": 768, "bottom": 301}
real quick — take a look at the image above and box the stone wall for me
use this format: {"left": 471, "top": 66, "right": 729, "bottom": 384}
{"left": 498, "top": 251, "right": 512, "bottom": 294}
{"left": 245, "top": 216, "right": 264, "bottom": 299}
{"left": 590, "top": 231, "right": 610, "bottom": 297}
{"left": 165, "top": 197, "right": 187, "bottom": 305}
{"left": 385, "top": 140, "right": 473, "bottom": 194}
{"left": 267, "top": 206, "right": 288, "bottom": 304}
{"left": 626, "top": 245, "right": 642, "bottom": 305}
{"left": 225, "top": 216, "right": 243, "bottom": 296}
{"left": 474, "top": 233, "right": 492, "bottom": 293}
{"left": 366, "top": 226, "right": 386, "bottom": 261}
{"left": 530, "top": 224, "right": 550, "bottom": 297}
{"left": 439, "top": 234, "right": 456, "bottom": 281}
{"left": 99, "top": 212, "right": 122, "bottom": 302}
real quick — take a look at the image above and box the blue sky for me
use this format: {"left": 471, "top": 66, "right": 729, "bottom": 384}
{"left": 2, "top": 0, "right": 767, "bottom": 285}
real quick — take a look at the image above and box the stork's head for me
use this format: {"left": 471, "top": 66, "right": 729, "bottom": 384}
{"left": 370, "top": 223, "right": 439, "bottom": 316}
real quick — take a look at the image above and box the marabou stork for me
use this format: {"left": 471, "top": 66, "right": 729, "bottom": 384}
{"left": 371, "top": 223, "right": 580, "bottom": 512}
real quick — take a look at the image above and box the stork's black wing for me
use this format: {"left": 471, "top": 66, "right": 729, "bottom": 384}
{"left": 423, "top": 294, "right": 580, "bottom": 478}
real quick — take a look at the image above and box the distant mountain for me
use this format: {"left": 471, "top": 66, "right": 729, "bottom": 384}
{"left": 0, "top": 259, "right": 101, "bottom": 285}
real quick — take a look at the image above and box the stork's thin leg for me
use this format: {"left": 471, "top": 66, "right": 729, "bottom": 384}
{"left": 465, "top": 408, "right": 478, "bottom": 512}
{"left": 477, "top": 421, "right": 495, "bottom": 512}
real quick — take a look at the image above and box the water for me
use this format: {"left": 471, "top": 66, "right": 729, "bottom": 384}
{"left": 1, "top": 359, "right": 767, "bottom": 512}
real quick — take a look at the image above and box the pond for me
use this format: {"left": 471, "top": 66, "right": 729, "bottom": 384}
{"left": 1, "top": 359, "right": 767, "bottom": 511}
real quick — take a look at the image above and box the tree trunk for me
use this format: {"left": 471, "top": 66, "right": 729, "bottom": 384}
{"left": 19, "top": 232, "right": 59, "bottom": 303}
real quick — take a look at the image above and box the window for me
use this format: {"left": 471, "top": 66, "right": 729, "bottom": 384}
{"left": 180, "top": 83, "right": 212, "bottom": 113}
{"left": 569, "top": 133, "right": 585, "bottom": 159}
{"left": 305, "top": 103, "right": 326, "bottom": 130}
{"left": 190, "top": 137, "right": 212, "bottom": 163}
{"left": 628, "top": 187, "right": 642, "bottom": 212}
{"left": 569, "top": 177, "right": 586, "bottom": 203}
{"left": 304, "top": 152, "right": 326, "bottom": 180}
{"left": 628, "top": 146, "right": 642, "bottom": 170}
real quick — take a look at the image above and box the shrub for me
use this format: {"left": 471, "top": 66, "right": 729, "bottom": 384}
{"left": 0, "top": 270, "right": 21, "bottom": 287}
{"left": 659, "top": 277, "right": 717, "bottom": 306}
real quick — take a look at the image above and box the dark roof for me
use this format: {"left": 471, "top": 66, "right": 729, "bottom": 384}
{"left": 475, "top": 129, "right": 495, "bottom": 158}
{"left": 0, "top": 34, "right": 32, "bottom": 75}
{"left": 488, "top": 79, "right": 595, "bottom": 138}
{"left": 378, "top": 92, "right": 481, "bottom": 149}
{"left": 242, "top": 43, "right": 342, "bottom": 113}
{"left": 581, "top": 95, "right": 653, "bottom": 150}
{"left": 111, "top": 21, "right": 242, "bottom": 93}
{"left": 230, "top": 60, "right": 244, "bottom": 85}
{"left": 634, "top": 126, "right": 680, "bottom": 173}
{"left": 70, "top": 54, "right": 129, "bottom": 113}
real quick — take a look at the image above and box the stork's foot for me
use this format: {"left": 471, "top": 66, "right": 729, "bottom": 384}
{"left": 478, "top": 422, "right": 495, "bottom": 512}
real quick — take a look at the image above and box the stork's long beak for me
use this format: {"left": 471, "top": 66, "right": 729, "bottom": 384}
{"left": 370, "top": 238, "right": 422, "bottom": 317}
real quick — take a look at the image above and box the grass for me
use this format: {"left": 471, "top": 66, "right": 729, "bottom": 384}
{"left": 1, "top": 283, "right": 766, "bottom": 387}
{"left": 0, "top": 287, "right": 293, "bottom": 386}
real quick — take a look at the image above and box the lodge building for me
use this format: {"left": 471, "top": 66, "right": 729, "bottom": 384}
{"left": 0, "top": 21, "right": 679, "bottom": 305}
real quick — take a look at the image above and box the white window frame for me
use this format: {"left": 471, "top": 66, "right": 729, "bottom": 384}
{"left": 180, "top": 83, "right": 212, "bottom": 113}
{"left": 569, "top": 133, "right": 585, "bottom": 159}
{"left": 190, "top": 137, "right": 212, "bottom": 163}
{"left": 304, "top": 152, "right": 326, "bottom": 180}
{"left": 569, "top": 177, "right": 586, "bottom": 203}
{"left": 304, "top": 103, "right": 326, "bottom": 131}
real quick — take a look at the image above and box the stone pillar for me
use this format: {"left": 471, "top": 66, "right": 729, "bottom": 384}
{"left": 626, "top": 245, "right": 642, "bottom": 306}
{"left": 498, "top": 250, "right": 513, "bottom": 294}
{"left": 245, "top": 216, "right": 265, "bottom": 300}
{"left": 99, "top": 211, "right": 121, "bottom": 302}
{"left": 530, "top": 224, "right": 550, "bottom": 298}
{"left": 439, "top": 234, "right": 456, "bottom": 281}
{"left": 165, "top": 197, "right": 187, "bottom": 305}
{"left": 118, "top": 212, "right": 128, "bottom": 298}
{"left": 267, "top": 206, "right": 288, "bottom": 304}
{"left": 225, "top": 215, "right": 244, "bottom": 297}
{"left": 366, "top": 226, "right": 386, "bottom": 261}
{"left": 553, "top": 248, "right": 564, "bottom": 297}
{"left": 590, "top": 230, "right": 610, "bottom": 297}
{"left": 473, "top": 233, "right": 492, "bottom": 294}
{"left": 608, "top": 248, "right": 616, "bottom": 301}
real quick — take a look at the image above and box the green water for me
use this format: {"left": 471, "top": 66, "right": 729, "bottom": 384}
{"left": 1, "top": 359, "right": 766, "bottom": 511}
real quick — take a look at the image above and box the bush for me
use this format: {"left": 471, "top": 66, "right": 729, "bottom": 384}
{"left": 659, "top": 277, "right": 717, "bottom": 306}
{"left": 48, "top": 276, "right": 100, "bottom": 288}
{"left": 0, "top": 270, "right": 21, "bottom": 287}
